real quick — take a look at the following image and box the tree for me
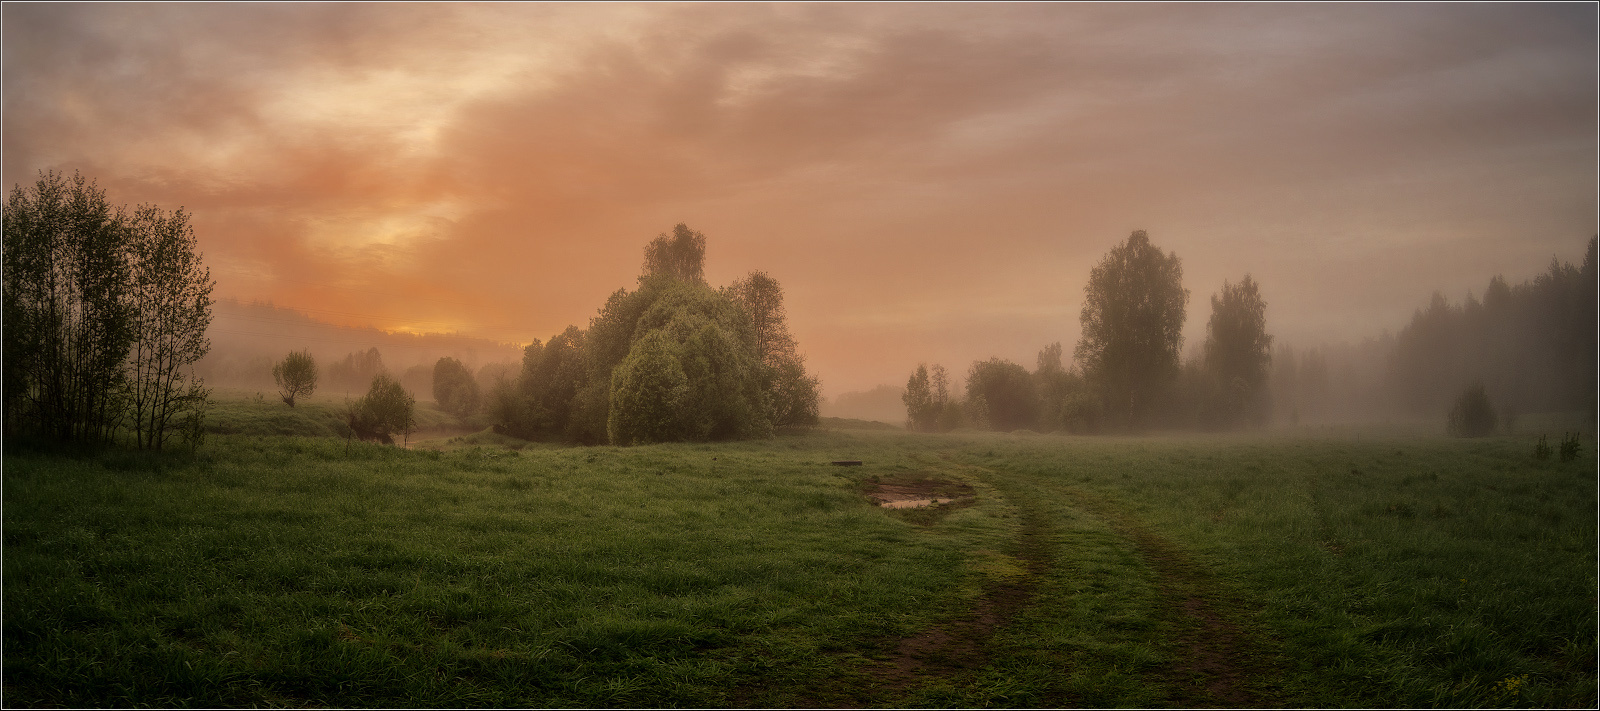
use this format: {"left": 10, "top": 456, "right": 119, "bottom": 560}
{"left": 1075, "top": 230, "right": 1189, "bottom": 430}
{"left": 966, "top": 358, "right": 1039, "bottom": 431}
{"left": 123, "top": 204, "right": 214, "bottom": 450}
{"left": 273, "top": 350, "right": 317, "bottom": 407}
{"left": 903, "top": 364, "right": 935, "bottom": 431}
{"left": 726, "top": 270, "right": 820, "bottom": 428}
{"left": 642, "top": 223, "right": 707, "bottom": 283}
{"left": 432, "top": 356, "right": 480, "bottom": 418}
{"left": 2, "top": 170, "right": 136, "bottom": 442}
{"left": 348, "top": 373, "right": 415, "bottom": 446}
{"left": 1203, "top": 275, "right": 1273, "bottom": 428}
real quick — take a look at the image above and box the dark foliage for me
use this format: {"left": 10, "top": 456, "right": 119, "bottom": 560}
{"left": 1390, "top": 237, "right": 1595, "bottom": 418}
{"left": 1559, "top": 432, "right": 1582, "bottom": 462}
{"left": 1446, "top": 383, "right": 1497, "bottom": 437}
{"left": 966, "top": 358, "right": 1039, "bottom": 432}
{"left": 431, "top": 356, "right": 480, "bottom": 418}
{"left": 4, "top": 170, "right": 214, "bottom": 449}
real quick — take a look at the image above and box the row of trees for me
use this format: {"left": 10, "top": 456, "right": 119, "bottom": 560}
{"left": 491, "top": 224, "right": 821, "bottom": 445}
{"left": 904, "top": 230, "right": 1274, "bottom": 434}
{"left": 3, "top": 171, "right": 214, "bottom": 449}
{"left": 1389, "top": 237, "right": 1596, "bottom": 419}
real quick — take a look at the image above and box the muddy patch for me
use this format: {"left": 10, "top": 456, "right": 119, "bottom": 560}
{"left": 862, "top": 475, "right": 975, "bottom": 510}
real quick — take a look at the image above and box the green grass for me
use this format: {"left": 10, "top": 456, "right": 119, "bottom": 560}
{"left": 4, "top": 409, "right": 1594, "bottom": 707}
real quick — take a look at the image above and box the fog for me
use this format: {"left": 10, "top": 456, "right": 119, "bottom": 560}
{"left": 200, "top": 299, "right": 522, "bottom": 400}
{"left": 5, "top": 3, "right": 1594, "bottom": 419}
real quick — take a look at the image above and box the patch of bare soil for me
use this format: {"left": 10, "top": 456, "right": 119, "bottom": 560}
{"left": 861, "top": 475, "right": 976, "bottom": 510}
{"left": 1067, "top": 489, "right": 1284, "bottom": 708}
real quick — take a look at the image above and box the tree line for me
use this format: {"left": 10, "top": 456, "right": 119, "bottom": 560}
{"left": 4, "top": 171, "right": 214, "bottom": 450}
{"left": 904, "top": 230, "right": 1274, "bottom": 434}
{"left": 1388, "top": 237, "right": 1596, "bottom": 425}
{"left": 267, "top": 224, "right": 822, "bottom": 447}
{"left": 905, "top": 231, "right": 1596, "bottom": 435}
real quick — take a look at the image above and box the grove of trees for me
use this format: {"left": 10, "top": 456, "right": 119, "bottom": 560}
{"left": 3, "top": 170, "right": 215, "bottom": 449}
{"left": 489, "top": 224, "right": 821, "bottom": 445}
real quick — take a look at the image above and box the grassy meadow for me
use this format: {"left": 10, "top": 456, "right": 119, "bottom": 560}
{"left": 3, "top": 395, "right": 1595, "bottom": 707}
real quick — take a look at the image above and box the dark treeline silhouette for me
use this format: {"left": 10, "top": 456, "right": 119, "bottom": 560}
{"left": 3, "top": 170, "right": 214, "bottom": 450}
{"left": 1388, "top": 237, "right": 1596, "bottom": 421}
{"left": 489, "top": 224, "right": 821, "bottom": 445}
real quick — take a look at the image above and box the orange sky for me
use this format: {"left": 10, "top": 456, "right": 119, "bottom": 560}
{"left": 5, "top": 3, "right": 1595, "bottom": 395}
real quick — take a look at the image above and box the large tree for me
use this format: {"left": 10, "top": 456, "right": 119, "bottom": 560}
{"left": 1203, "top": 275, "right": 1272, "bottom": 427}
{"left": 1075, "top": 230, "right": 1189, "bottom": 430}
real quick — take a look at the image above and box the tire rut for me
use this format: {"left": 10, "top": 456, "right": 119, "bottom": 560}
{"left": 864, "top": 460, "right": 1056, "bottom": 699}
{"left": 1065, "top": 488, "right": 1283, "bottom": 708}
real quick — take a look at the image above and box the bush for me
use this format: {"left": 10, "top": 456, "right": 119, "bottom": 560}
{"left": 1534, "top": 434, "right": 1552, "bottom": 461}
{"left": 1445, "top": 383, "right": 1497, "bottom": 438}
{"left": 1559, "top": 432, "right": 1582, "bottom": 462}
{"left": 348, "top": 374, "right": 415, "bottom": 445}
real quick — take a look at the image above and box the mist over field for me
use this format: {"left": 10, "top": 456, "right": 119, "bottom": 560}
{"left": 4, "top": 3, "right": 1596, "bottom": 708}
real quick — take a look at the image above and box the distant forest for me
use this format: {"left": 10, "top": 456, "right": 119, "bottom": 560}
{"left": 861, "top": 235, "right": 1596, "bottom": 433}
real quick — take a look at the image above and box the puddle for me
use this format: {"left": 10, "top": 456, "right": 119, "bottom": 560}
{"left": 864, "top": 477, "right": 975, "bottom": 509}
{"left": 880, "top": 498, "right": 941, "bottom": 509}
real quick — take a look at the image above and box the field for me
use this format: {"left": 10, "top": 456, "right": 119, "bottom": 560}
{"left": 3, "top": 397, "right": 1595, "bottom": 708}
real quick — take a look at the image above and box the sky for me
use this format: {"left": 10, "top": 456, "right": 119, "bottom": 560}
{"left": 5, "top": 2, "right": 1595, "bottom": 396}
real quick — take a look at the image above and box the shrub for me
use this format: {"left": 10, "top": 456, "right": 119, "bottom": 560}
{"left": 1534, "top": 434, "right": 1552, "bottom": 461}
{"left": 348, "top": 374, "right": 415, "bottom": 445}
{"left": 1445, "top": 383, "right": 1496, "bottom": 438}
{"left": 1559, "top": 432, "right": 1582, "bottom": 462}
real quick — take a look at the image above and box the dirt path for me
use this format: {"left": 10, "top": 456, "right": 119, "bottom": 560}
{"left": 831, "top": 462, "right": 1282, "bottom": 707}
{"left": 1064, "top": 488, "right": 1283, "bottom": 707}
{"left": 871, "top": 500, "right": 1054, "bottom": 691}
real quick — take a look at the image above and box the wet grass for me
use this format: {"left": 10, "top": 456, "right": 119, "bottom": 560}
{"left": 4, "top": 403, "right": 1594, "bottom": 708}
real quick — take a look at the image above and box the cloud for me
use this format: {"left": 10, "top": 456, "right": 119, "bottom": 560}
{"left": 3, "top": 3, "right": 1593, "bottom": 393}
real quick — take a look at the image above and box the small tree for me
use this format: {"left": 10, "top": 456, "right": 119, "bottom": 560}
{"left": 903, "top": 364, "right": 936, "bottom": 432}
{"left": 349, "top": 373, "right": 415, "bottom": 446}
{"left": 1445, "top": 382, "right": 1497, "bottom": 437}
{"left": 1203, "top": 275, "right": 1273, "bottom": 428}
{"left": 273, "top": 350, "right": 317, "bottom": 407}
